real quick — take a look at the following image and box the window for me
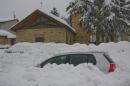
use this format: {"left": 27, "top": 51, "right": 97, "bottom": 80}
{"left": 35, "top": 34, "right": 44, "bottom": 42}
{"left": 11, "top": 38, "right": 15, "bottom": 45}
{"left": 54, "top": 56, "right": 67, "bottom": 65}
{"left": 69, "top": 54, "right": 87, "bottom": 66}
{"left": 86, "top": 54, "right": 96, "bottom": 65}
{"left": 41, "top": 55, "right": 67, "bottom": 67}
{"left": 35, "top": 37, "right": 44, "bottom": 42}
{"left": 69, "top": 54, "right": 96, "bottom": 66}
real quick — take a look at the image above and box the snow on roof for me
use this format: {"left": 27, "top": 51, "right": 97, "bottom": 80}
{"left": 11, "top": 9, "right": 75, "bottom": 33}
{"left": 0, "top": 17, "right": 18, "bottom": 23}
{"left": 0, "top": 29, "right": 16, "bottom": 38}
{"left": 38, "top": 9, "right": 76, "bottom": 32}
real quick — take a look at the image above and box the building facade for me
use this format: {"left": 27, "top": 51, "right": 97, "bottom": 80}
{"left": 11, "top": 9, "right": 76, "bottom": 44}
{"left": 9, "top": 9, "right": 130, "bottom": 45}
{"left": 0, "top": 30, "right": 16, "bottom": 45}
{"left": 0, "top": 19, "right": 18, "bottom": 45}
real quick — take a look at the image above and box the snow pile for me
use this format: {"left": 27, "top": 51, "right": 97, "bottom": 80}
{"left": 0, "top": 45, "right": 10, "bottom": 49}
{"left": 0, "top": 64, "right": 105, "bottom": 86}
{"left": 7, "top": 42, "right": 41, "bottom": 53}
{"left": 98, "top": 41, "right": 130, "bottom": 72}
{"left": 0, "top": 30, "right": 16, "bottom": 38}
{"left": 0, "top": 42, "right": 130, "bottom": 86}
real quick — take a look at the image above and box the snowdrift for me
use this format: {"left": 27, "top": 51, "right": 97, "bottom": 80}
{"left": 0, "top": 42, "right": 130, "bottom": 86}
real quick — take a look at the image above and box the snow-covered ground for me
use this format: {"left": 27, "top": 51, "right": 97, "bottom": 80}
{"left": 0, "top": 42, "right": 130, "bottom": 86}
{"left": 0, "top": 45, "right": 10, "bottom": 49}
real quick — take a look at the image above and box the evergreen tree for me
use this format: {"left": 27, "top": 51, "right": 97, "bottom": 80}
{"left": 110, "top": 0, "right": 130, "bottom": 38}
{"left": 67, "top": 0, "right": 130, "bottom": 42}
{"left": 50, "top": 7, "right": 60, "bottom": 17}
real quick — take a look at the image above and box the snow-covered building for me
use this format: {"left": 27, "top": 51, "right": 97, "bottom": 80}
{"left": 0, "top": 18, "right": 18, "bottom": 45}
{"left": 0, "top": 29, "right": 16, "bottom": 45}
{"left": 10, "top": 9, "right": 76, "bottom": 44}
{"left": 9, "top": 9, "right": 130, "bottom": 44}
{"left": 0, "top": 18, "right": 18, "bottom": 30}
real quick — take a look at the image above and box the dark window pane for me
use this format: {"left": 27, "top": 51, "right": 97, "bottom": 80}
{"left": 11, "top": 39, "right": 15, "bottom": 45}
{"left": 69, "top": 54, "right": 87, "bottom": 66}
{"left": 54, "top": 56, "right": 67, "bottom": 65}
{"left": 87, "top": 54, "right": 96, "bottom": 65}
{"left": 35, "top": 37, "right": 44, "bottom": 42}
{"left": 44, "top": 55, "right": 67, "bottom": 66}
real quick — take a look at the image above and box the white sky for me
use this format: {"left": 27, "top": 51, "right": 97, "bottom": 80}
{"left": 0, "top": 0, "right": 72, "bottom": 20}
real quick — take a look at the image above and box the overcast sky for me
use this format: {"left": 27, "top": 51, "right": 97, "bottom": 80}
{"left": 0, "top": 0, "right": 72, "bottom": 20}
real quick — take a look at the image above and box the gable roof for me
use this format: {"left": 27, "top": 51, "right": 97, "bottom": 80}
{"left": 10, "top": 9, "right": 76, "bottom": 33}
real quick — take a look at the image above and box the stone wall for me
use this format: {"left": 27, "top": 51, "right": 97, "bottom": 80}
{"left": 0, "top": 36, "right": 14, "bottom": 45}
{"left": 16, "top": 27, "right": 74, "bottom": 44}
{"left": 71, "top": 13, "right": 90, "bottom": 44}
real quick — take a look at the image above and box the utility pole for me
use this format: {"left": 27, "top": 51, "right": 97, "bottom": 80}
{"left": 13, "top": 11, "right": 16, "bottom": 19}
{"left": 40, "top": 0, "right": 43, "bottom": 9}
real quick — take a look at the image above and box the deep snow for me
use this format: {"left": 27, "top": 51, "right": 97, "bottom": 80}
{"left": 0, "top": 42, "right": 130, "bottom": 86}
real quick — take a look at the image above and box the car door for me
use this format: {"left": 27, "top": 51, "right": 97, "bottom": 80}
{"left": 68, "top": 54, "right": 96, "bottom": 66}
{"left": 68, "top": 54, "right": 88, "bottom": 66}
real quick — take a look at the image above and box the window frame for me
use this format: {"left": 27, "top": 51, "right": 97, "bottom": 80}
{"left": 35, "top": 34, "right": 44, "bottom": 42}
{"left": 86, "top": 54, "right": 97, "bottom": 65}
{"left": 40, "top": 55, "right": 69, "bottom": 68}
{"left": 68, "top": 54, "right": 97, "bottom": 66}
{"left": 35, "top": 37, "right": 44, "bottom": 42}
{"left": 40, "top": 54, "right": 97, "bottom": 68}
{"left": 68, "top": 54, "right": 88, "bottom": 66}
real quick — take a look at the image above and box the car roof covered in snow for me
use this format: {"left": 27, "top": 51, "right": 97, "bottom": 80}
{"left": 53, "top": 51, "right": 106, "bottom": 57}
